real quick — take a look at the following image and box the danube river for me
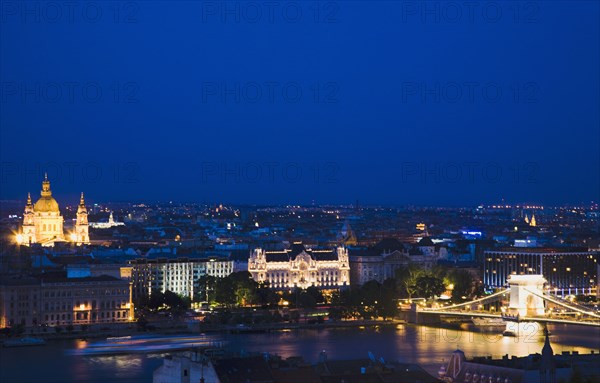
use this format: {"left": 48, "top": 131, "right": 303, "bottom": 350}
{"left": 1, "top": 323, "right": 599, "bottom": 383}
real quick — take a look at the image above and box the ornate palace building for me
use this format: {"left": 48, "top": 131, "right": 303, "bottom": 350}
{"left": 17, "top": 174, "right": 89, "bottom": 246}
{"left": 248, "top": 242, "right": 350, "bottom": 289}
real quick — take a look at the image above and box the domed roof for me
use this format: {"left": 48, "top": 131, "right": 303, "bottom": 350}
{"left": 33, "top": 174, "right": 60, "bottom": 213}
{"left": 34, "top": 196, "right": 60, "bottom": 212}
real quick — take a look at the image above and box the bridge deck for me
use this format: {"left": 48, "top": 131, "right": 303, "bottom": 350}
{"left": 416, "top": 310, "right": 600, "bottom": 327}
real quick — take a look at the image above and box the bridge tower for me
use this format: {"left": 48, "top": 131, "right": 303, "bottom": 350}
{"left": 507, "top": 274, "right": 546, "bottom": 317}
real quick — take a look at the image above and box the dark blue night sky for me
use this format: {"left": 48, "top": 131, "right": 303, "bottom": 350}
{"left": 1, "top": 1, "right": 598, "bottom": 206}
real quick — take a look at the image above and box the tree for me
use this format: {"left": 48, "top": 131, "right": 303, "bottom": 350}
{"left": 256, "top": 282, "right": 279, "bottom": 306}
{"left": 297, "top": 291, "right": 317, "bottom": 309}
{"left": 415, "top": 275, "right": 445, "bottom": 299}
{"left": 305, "top": 286, "right": 325, "bottom": 305}
{"left": 360, "top": 280, "right": 382, "bottom": 306}
{"left": 379, "top": 278, "right": 399, "bottom": 319}
{"left": 446, "top": 269, "right": 475, "bottom": 301}
{"left": 230, "top": 271, "right": 259, "bottom": 306}
{"left": 395, "top": 264, "right": 425, "bottom": 299}
{"left": 164, "top": 290, "right": 190, "bottom": 312}
{"left": 215, "top": 276, "right": 236, "bottom": 306}
{"left": 214, "top": 271, "right": 260, "bottom": 307}
{"left": 134, "top": 294, "right": 150, "bottom": 310}
{"left": 148, "top": 290, "right": 166, "bottom": 310}
{"left": 197, "top": 275, "right": 218, "bottom": 303}
{"left": 329, "top": 289, "right": 354, "bottom": 320}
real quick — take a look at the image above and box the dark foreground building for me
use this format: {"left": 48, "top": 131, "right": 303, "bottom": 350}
{"left": 438, "top": 330, "right": 600, "bottom": 383}
{"left": 154, "top": 352, "right": 440, "bottom": 383}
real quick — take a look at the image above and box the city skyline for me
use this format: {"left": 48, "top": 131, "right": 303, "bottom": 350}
{"left": 0, "top": 171, "right": 598, "bottom": 208}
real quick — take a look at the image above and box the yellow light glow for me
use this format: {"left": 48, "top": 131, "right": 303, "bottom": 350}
{"left": 70, "top": 233, "right": 77, "bottom": 242}
{"left": 15, "top": 234, "right": 23, "bottom": 244}
{"left": 79, "top": 304, "right": 85, "bottom": 310}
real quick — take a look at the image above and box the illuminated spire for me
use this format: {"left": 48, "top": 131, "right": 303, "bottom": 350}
{"left": 24, "top": 192, "right": 34, "bottom": 216}
{"left": 530, "top": 213, "right": 537, "bottom": 227}
{"left": 41, "top": 174, "right": 51, "bottom": 196}
{"left": 524, "top": 214, "right": 530, "bottom": 224}
{"left": 77, "top": 192, "right": 88, "bottom": 215}
{"left": 75, "top": 191, "right": 89, "bottom": 244}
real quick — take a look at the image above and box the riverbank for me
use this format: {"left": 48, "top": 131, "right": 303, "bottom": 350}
{"left": 198, "top": 318, "right": 406, "bottom": 333}
{"left": 1, "top": 318, "right": 407, "bottom": 343}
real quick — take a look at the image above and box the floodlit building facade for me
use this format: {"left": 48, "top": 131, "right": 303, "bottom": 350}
{"left": 17, "top": 174, "right": 89, "bottom": 246}
{"left": 248, "top": 242, "right": 350, "bottom": 289}
{"left": 129, "top": 256, "right": 234, "bottom": 300}
{"left": 483, "top": 248, "right": 599, "bottom": 296}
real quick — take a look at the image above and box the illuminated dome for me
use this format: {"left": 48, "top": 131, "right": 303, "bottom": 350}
{"left": 33, "top": 174, "right": 60, "bottom": 213}
{"left": 34, "top": 196, "right": 60, "bottom": 212}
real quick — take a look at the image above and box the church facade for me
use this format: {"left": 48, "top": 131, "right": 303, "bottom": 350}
{"left": 248, "top": 242, "right": 350, "bottom": 290}
{"left": 17, "top": 175, "right": 89, "bottom": 246}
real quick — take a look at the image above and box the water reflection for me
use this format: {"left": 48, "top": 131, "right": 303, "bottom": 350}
{"left": 223, "top": 324, "right": 600, "bottom": 374}
{"left": 1, "top": 324, "right": 598, "bottom": 382}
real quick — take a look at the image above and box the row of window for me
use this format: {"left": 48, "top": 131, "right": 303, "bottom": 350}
{"left": 43, "top": 289, "right": 128, "bottom": 298}
{"left": 44, "top": 310, "right": 129, "bottom": 321}
{"left": 41, "top": 300, "right": 128, "bottom": 310}
{"left": 40, "top": 223, "right": 59, "bottom": 232}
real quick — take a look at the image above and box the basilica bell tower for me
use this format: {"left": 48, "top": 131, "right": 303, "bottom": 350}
{"left": 74, "top": 192, "right": 90, "bottom": 245}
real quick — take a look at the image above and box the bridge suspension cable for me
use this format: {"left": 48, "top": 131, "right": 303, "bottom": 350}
{"left": 524, "top": 288, "right": 600, "bottom": 319}
{"left": 541, "top": 292, "right": 598, "bottom": 313}
{"left": 422, "top": 289, "right": 509, "bottom": 311}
